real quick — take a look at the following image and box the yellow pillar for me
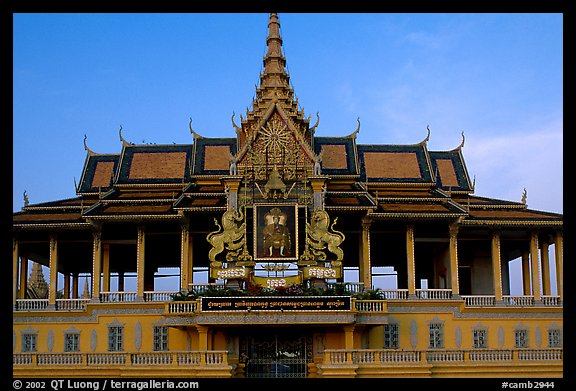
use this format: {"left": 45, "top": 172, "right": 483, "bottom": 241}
{"left": 406, "top": 224, "right": 416, "bottom": 296}
{"left": 196, "top": 325, "right": 209, "bottom": 365}
{"left": 180, "top": 224, "right": 190, "bottom": 290}
{"left": 554, "top": 231, "right": 563, "bottom": 299}
{"left": 360, "top": 217, "right": 372, "bottom": 290}
{"left": 49, "top": 235, "right": 59, "bottom": 305}
{"left": 344, "top": 325, "right": 355, "bottom": 350}
{"left": 102, "top": 243, "right": 110, "bottom": 292}
{"left": 540, "top": 241, "right": 551, "bottom": 296}
{"left": 92, "top": 231, "right": 102, "bottom": 300}
{"left": 449, "top": 223, "right": 459, "bottom": 296}
{"left": 13, "top": 239, "right": 19, "bottom": 306}
{"left": 137, "top": 226, "right": 146, "bottom": 299}
{"left": 18, "top": 253, "right": 28, "bottom": 299}
{"left": 521, "top": 250, "right": 531, "bottom": 295}
{"left": 491, "top": 231, "right": 503, "bottom": 301}
{"left": 529, "top": 231, "right": 541, "bottom": 300}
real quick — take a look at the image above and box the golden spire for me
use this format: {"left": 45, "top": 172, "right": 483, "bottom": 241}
{"left": 258, "top": 13, "right": 293, "bottom": 105}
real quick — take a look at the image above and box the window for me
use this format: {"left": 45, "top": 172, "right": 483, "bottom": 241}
{"left": 383, "top": 324, "right": 399, "bottom": 349}
{"left": 108, "top": 326, "right": 123, "bottom": 352}
{"left": 429, "top": 323, "right": 444, "bottom": 348}
{"left": 548, "top": 329, "right": 561, "bottom": 348}
{"left": 22, "top": 334, "right": 37, "bottom": 352}
{"left": 473, "top": 329, "right": 488, "bottom": 349}
{"left": 153, "top": 326, "right": 168, "bottom": 351}
{"left": 64, "top": 333, "right": 80, "bottom": 352}
{"left": 515, "top": 329, "right": 529, "bottom": 348}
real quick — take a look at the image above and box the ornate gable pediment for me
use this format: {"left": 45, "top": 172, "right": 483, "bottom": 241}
{"left": 236, "top": 105, "right": 316, "bottom": 181}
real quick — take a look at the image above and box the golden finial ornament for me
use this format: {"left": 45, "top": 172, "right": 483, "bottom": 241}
{"left": 83, "top": 134, "right": 95, "bottom": 156}
{"left": 521, "top": 188, "right": 527, "bottom": 205}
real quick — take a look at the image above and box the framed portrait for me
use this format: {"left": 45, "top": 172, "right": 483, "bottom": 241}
{"left": 253, "top": 204, "right": 298, "bottom": 261}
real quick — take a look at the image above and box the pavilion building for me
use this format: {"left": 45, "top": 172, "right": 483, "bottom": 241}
{"left": 13, "top": 13, "right": 563, "bottom": 378}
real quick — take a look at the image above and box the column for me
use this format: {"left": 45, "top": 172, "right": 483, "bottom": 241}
{"left": 102, "top": 243, "right": 111, "bottom": 292}
{"left": 491, "top": 231, "right": 503, "bottom": 301}
{"left": 18, "top": 253, "right": 28, "bottom": 299}
{"left": 359, "top": 217, "right": 372, "bottom": 290}
{"left": 180, "top": 223, "right": 191, "bottom": 290}
{"left": 92, "top": 231, "right": 102, "bottom": 301}
{"left": 49, "top": 235, "right": 59, "bottom": 306}
{"left": 309, "top": 176, "right": 328, "bottom": 211}
{"left": 196, "top": 325, "right": 209, "bottom": 365}
{"left": 448, "top": 223, "right": 460, "bottom": 296}
{"left": 529, "top": 231, "right": 541, "bottom": 301}
{"left": 406, "top": 224, "right": 416, "bottom": 297}
{"left": 13, "top": 239, "right": 19, "bottom": 306}
{"left": 540, "top": 241, "right": 551, "bottom": 296}
{"left": 343, "top": 325, "right": 355, "bottom": 351}
{"left": 521, "top": 250, "right": 531, "bottom": 295}
{"left": 137, "top": 226, "right": 146, "bottom": 299}
{"left": 222, "top": 177, "right": 243, "bottom": 211}
{"left": 72, "top": 272, "right": 79, "bottom": 299}
{"left": 63, "top": 274, "right": 70, "bottom": 299}
{"left": 118, "top": 271, "right": 125, "bottom": 292}
{"left": 554, "top": 231, "right": 563, "bottom": 299}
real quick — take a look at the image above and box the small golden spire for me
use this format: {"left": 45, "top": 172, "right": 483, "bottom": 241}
{"left": 521, "top": 188, "right": 527, "bottom": 205}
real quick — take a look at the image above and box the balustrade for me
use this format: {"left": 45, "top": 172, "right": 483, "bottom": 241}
{"left": 14, "top": 351, "right": 229, "bottom": 367}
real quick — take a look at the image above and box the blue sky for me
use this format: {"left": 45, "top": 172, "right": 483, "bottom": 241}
{"left": 13, "top": 13, "right": 563, "bottom": 293}
{"left": 13, "top": 13, "right": 563, "bottom": 214}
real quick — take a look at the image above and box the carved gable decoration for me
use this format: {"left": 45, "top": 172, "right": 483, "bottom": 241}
{"left": 238, "top": 108, "right": 316, "bottom": 181}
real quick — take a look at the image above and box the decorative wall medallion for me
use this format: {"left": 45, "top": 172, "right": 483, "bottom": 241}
{"left": 47, "top": 330, "right": 54, "bottom": 352}
{"left": 498, "top": 326, "right": 504, "bottom": 348}
{"left": 455, "top": 326, "right": 462, "bottom": 348}
{"left": 410, "top": 320, "right": 418, "bottom": 349}
{"left": 90, "top": 329, "right": 97, "bottom": 352}
{"left": 134, "top": 320, "right": 142, "bottom": 352}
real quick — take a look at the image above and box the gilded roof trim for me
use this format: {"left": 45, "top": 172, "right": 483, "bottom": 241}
{"left": 460, "top": 219, "right": 563, "bottom": 227}
{"left": 370, "top": 212, "right": 467, "bottom": 219}
{"left": 13, "top": 223, "right": 92, "bottom": 230}
{"left": 87, "top": 215, "right": 183, "bottom": 221}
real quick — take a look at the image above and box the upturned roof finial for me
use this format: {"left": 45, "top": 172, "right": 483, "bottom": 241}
{"left": 521, "top": 188, "right": 527, "bottom": 205}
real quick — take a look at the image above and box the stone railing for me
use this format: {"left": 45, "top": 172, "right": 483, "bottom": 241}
{"left": 14, "top": 292, "right": 563, "bottom": 312}
{"left": 462, "top": 295, "right": 561, "bottom": 307}
{"left": 55, "top": 299, "right": 91, "bottom": 311}
{"left": 99, "top": 291, "right": 138, "bottom": 302}
{"left": 323, "top": 348, "right": 562, "bottom": 365}
{"left": 144, "top": 291, "right": 177, "bottom": 302}
{"left": 13, "top": 351, "right": 229, "bottom": 367}
{"left": 416, "top": 289, "right": 452, "bottom": 300}
{"left": 15, "top": 299, "right": 49, "bottom": 311}
{"left": 167, "top": 300, "right": 200, "bottom": 314}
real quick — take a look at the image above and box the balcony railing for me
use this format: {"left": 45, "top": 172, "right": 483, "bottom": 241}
{"left": 14, "top": 292, "right": 562, "bottom": 312}
{"left": 13, "top": 351, "right": 229, "bottom": 367}
{"left": 322, "top": 348, "right": 563, "bottom": 365}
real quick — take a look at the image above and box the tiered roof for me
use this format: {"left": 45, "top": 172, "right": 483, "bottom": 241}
{"left": 13, "top": 13, "right": 562, "bottom": 231}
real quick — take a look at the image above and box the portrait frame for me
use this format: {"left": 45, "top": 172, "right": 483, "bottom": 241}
{"left": 253, "top": 204, "right": 298, "bottom": 261}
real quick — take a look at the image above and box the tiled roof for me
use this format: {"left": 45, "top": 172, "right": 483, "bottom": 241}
{"left": 78, "top": 154, "right": 120, "bottom": 193}
{"left": 357, "top": 144, "right": 434, "bottom": 183}
{"left": 192, "top": 138, "right": 237, "bottom": 176}
{"left": 116, "top": 144, "right": 193, "bottom": 184}
{"left": 429, "top": 150, "right": 472, "bottom": 192}
{"left": 314, "top": 137, "right": 358, "bottom": 176}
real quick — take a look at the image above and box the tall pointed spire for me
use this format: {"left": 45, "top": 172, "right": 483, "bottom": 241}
{"left": 235, "top": 13, "right": 314, "bottom": 151}
{"left": 258, "top": 13, "right": 292, "bottom": 101}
